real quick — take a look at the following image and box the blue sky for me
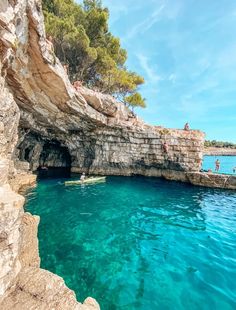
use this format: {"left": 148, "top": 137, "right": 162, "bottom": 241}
{"left": 81, "top": 0, "right": 236, "bottom": 142}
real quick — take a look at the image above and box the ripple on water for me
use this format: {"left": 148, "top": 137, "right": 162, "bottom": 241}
{"left": 25, "top": 176, "right": 236, "bottom": 310}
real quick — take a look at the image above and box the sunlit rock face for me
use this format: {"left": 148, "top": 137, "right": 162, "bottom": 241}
{"left": 186, "top": 172, "right": 236, "bottom": 190}
{"left": 0, "top": 43, "right": 22, "bottom": 301}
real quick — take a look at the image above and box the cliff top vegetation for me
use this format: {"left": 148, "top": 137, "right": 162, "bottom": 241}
{"left": 42, "top": 0, "right": 146, "bottom": 110}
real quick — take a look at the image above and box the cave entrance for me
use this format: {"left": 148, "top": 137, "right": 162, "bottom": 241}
{"left": 38, "top": 141, "right": 71, "bottom": 179}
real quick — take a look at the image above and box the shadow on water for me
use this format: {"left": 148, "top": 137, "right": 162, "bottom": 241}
{"left": 37, "top": 167, "right": 71, "bottom": 179}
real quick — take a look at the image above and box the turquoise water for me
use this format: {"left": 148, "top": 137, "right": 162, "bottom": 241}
{"left": 203, "top": 155, "right": 236, "bottom": 175}
{"left": 25, "top": 176, "right": 236, "bottom": 310}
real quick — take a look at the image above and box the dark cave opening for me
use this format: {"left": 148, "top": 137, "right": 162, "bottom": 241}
{"left": 37, "top": 141, "right": 72, "bottom": 179}
{"left": 18, "top": 132, "right": 72, "bottom": 179}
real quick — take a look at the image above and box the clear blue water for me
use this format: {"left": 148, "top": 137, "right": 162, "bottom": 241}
{"left": 25, "top": 176, "right": 236, "bottom": 310}
{"left": 203, "top": 155, "right": 236, "bottom": 175}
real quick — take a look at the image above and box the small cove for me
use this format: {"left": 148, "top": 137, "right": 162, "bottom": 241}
{"left": 25, "top": 175, "right": 236, "bottom": 310}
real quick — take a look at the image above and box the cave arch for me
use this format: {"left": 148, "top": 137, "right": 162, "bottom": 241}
{"left": 17, "top": 132, "right": 72, "bottom": 178}
{"left": 38, "top": 141, "right": 72, "bottom": 178}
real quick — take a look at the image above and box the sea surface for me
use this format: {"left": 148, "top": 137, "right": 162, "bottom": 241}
{"left": 203, "top": 155, "right": 236, "bottom": 175}
{"left": 25, "top": 176, "right": 236, "bottom": 310}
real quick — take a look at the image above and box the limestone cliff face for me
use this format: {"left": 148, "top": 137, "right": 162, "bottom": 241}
{"left": 0, "top": 51, "right": 23, "bottom": 300}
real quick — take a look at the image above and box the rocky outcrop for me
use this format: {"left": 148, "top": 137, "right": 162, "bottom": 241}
{"left": 0, "top": 186, "right": 24, "bottom": 301}
{"left": 2, "top": 268, "right": 100, "bottom": 310}
{"left": 186, "top": 172, "right": 236, "bottom": 190}
{"left": 0, "top": 32, "right": 23, "bottom": 301}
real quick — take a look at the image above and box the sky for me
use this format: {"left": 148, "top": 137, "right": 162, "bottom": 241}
{"left": 83, "top": 0, "right": 236, "bottom": 142}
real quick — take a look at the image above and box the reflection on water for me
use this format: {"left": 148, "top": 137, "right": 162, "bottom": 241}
{"left": 25, "top": 176, "right": 236, "bottom": 310}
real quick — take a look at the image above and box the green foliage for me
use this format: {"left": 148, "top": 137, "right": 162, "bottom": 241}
{"left": 83, "top": 0, "right": 102, "bottom": 11}
{"left": 42, "top": 0, "right": 146, "bottom": 109}
{"left": 205, "top": 140, "right": 236, "bottom": 148}
{"left": 124, "top": 93, "right": 146, "bottom": 110}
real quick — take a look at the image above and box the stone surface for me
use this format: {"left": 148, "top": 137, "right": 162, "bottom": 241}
{"left": 9, "top": 172, "right": 37, "bottom": 193}
{"left": 0, "top": 185, "right": 24, "bottom": 301}
{"left": 79, "top": 86, "right": 119, "bottom": 117}
{"left": 0, "top": 32, "right": 23, "bottom": 301}
{"left": 186, "top": 172, "right": 236, "bottom": 190}
{"left": 2, "top": 267, "right": 100, "bottom": 310}
{"left": 18, "top": 212, "right": 40, "bottom": 269}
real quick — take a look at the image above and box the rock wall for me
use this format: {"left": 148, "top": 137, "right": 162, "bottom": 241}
{"left": 0, "top": 48, "right": 23, "bottom": 301}
{"left": 69, "top": 128, "right": 204, "bottom": 176}
{"left": 16, "top": 126, "right": 204, "bottom": 177}
{"left": 0, "top": 2, "right": 99, "bottom": 308}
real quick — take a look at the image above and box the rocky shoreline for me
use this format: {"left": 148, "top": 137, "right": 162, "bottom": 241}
{"left": 204, "top": 147, "right": 236, "bottom": 156}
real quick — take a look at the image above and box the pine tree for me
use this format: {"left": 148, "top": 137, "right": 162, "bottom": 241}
{"left": 42, "top": 0, "right": 146, "bottom": 109}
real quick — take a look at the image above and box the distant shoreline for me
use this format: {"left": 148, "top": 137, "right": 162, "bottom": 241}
{"left": 204, "top": 147, "right": 236, "bottom": 156}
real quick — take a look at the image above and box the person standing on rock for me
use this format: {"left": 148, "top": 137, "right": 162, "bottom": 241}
{"left": 184, "top": 122, "right": 190, "bottom": 130}
{"left": 215, "top": 159, "right": 220, "bottom": 172}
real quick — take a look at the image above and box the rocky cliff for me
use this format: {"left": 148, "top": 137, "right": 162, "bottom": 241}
{"left": 1, "top": 0, "right": 204, "bottom": 178}
{"left": 0, "top": 0, "right": 206, "bottom": 308}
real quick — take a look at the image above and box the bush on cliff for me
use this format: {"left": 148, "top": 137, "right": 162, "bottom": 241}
{"left": 42, "top": 0, "right": 146, "bottom": 110}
